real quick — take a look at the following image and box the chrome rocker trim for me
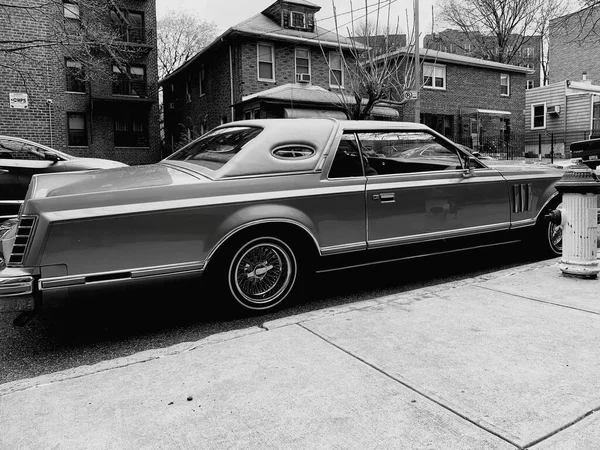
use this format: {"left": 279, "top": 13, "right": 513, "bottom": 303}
{"left": 39, "top": 261, "right": 206, "bottom": 291}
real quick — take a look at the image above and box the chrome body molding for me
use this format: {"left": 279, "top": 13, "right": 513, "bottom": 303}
{"left": 320, "top": 242, "right": 367, "bottom": 255}
{"left": 38, "top": 261, "right": 205, "bottom": 291}
{"left": 367, "top": 222, "right": 511, "bottom": 248}
{"left": 510, "top": 218, "right": 537, "bottom": 229}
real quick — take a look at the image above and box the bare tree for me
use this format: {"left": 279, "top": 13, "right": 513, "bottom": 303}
{"left": 157, "top": 10, "right": 219, "bottom": 79}
{"left": 437, "top": 0, "right": 569, "bottom": 64}
{"left": 325, "top": 0, "right": 428, "bottom": 120}
{"left": 0, "top": 0, "right": 140, "bottom": 89}
{"left": 549, "top": 2, "right": 600, "bottom": 45}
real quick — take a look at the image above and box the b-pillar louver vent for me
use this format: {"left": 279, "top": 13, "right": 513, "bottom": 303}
{"left": 512, "top": 183, "right": 533, "bottom": 213}
{"left": 8, "top": 216, "right": 37, "bottom": 267}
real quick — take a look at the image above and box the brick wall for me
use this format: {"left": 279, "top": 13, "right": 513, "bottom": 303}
{"left": 401, "top": 62, "right": 526, "bottom": 139}
{"left": 549, "top": 6, "right": 600, "bottom": 85}
{"left": 162, "top": 36, "right": 356, "bottom": 151}
{"left": 0, "top": 0, "right": 161, "bottom": 165}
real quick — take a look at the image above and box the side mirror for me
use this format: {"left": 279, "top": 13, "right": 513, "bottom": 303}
{"left": 463, "top": 156, "right": 476, "bottom": 178}
{"left": 44, "top": 152, "right": 61, "bottom": 162}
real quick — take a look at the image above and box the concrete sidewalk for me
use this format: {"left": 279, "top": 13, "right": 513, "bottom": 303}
{"left": 2, "top": 258, "right": 600, "bottom": 449}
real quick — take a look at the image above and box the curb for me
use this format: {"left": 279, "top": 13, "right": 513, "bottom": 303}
{"left": 0, "top": 258, "right": 560, "bottom": 396}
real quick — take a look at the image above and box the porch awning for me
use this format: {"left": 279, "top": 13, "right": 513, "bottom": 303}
{"left": 476, "top": 108, "right": 511, "bottom": 115}
{"left": 284, "top": 108, "right": 348, "bottom": 119}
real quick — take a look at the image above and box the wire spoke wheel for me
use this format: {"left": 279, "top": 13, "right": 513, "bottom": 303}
{"left": 228, "top": 237, "right": 297, "bottom": 310}
{"left": 548, "top": 221, "right": 563, "bottom": 254}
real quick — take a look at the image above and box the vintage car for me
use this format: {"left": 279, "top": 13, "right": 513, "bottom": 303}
{"left": 0, "top": 135, "right": 128, "bottom": 220}
{"left": 0, "top": 119, "right": 564, "bottom": 322}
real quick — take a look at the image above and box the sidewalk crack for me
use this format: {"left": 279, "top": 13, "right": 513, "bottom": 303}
{"left": 475, "top": 285, "right": 600, "bottom": 316}
{"left": 298, "top": 323, "right": 522, "bottom": 449}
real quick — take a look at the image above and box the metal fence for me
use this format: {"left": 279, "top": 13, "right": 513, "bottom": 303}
{"left": 454, "top": 130, "right": 599, "bottom": 160}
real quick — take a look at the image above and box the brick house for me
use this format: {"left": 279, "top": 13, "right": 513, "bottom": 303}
{"left": 390, "top": 48, "right": 530, "bottom": 153}
{"left": 0, "top": 0, "right": 161, "bottom": 165}
{"left": 424, "top": 29, "right": 542, "bottom": 90}
{"left": 549, "top": 5, "right": 600, "bottom": 86}
{"left": 160, "top": 0, "right": 402, "bottom": 151}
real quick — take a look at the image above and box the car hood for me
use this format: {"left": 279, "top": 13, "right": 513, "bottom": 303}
{"left": 63, "top": 158, "right": 129, "bottom": 170}
{"left": 29, "top": 163, "right": 202, "bottom": 200}
{"left": 484, "top": 160, "right": 565, "bottom": 175}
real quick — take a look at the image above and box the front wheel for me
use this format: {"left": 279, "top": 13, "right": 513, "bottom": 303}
{"left": 537, "top": 202, "right": 563, "bottom": 257}
{"left": 227, "top": 237, "right": 298, "bottom": 311}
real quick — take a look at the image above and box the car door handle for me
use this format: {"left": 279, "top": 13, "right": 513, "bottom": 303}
{"left": 0, "top": 169, "right": 8, "bottom": 174}
{"left": 377, "top": 192, "right": 395, "bottom": 203}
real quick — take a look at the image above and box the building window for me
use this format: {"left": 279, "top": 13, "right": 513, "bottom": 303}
{"left": 112, "top": 64, "right": 147, "bottom": 97}
{"left": 291, "top": 11, "right": 306, "bottom": 28}
{"left": 63, "top": 1, "right": 80, "bottom": 19}
{"left": 423, "top": 63, "right": 446, "bottom": 89}
{"left": 114, "top": 113, "right": 148, "bottom": 147}
{"left": 501, "top": 73, "right": 510, "bottom": 96}
{"left": 65, "top": 59, "right": 85, "bottom": 92}
{"left": 329, "top": 52, "right": 343, "bottom": 88}
{"left": 110, "top": 9, "right": 145, "bottom": 43}
{"left": 67, "top": 113, "right": 87, "bottom": 146}
{"left": 526, "top": 80, "right": 535, "bottom": 89}
{"left": 531, "top": 103, "right": 546, "bottom": 130}
{"left": 199, "top": 66, "right": 206, "bottom": 96}
{"left": 257, "top": 43, "right": 275, "bottom": 81}
{"left": 524, "top": 47, "right": 534, "bottom": 57}
{"left": 295, "top": 48, "right": 310, "bottom": 81}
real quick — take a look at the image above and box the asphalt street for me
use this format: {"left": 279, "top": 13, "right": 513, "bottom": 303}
{"left": 0, "top": 243, "right": 549, "bottom": 386}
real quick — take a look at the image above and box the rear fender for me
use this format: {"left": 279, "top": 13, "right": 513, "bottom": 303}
{"left": 206, "top": 204, "right": 321, "bottom": 262}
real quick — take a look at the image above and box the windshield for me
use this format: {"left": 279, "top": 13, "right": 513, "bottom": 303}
{"left": 166, "top": 126, "right": 263, "bottom": 170}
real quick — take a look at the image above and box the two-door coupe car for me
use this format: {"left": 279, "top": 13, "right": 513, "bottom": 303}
{"left": 0, "top": 135, "right": 128, "bottom": 220}
{"left": 0, "top": 119, "right": 564, "bottom": 320}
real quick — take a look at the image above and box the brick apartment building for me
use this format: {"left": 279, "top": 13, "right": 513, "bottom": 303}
{"left": 160, "top": 0, "right": 391, "bottom": 151}
{"left": 0, "top": 0, "right": 161, "bottom": 165}
{"left": 424, "top": 30, "right": 542, "bottom": 90}
{"left": 389, "top": 48, "right": 530, "bottom": 152}
{"left": 549, "top": 5, "right": 600, "bottom": 86}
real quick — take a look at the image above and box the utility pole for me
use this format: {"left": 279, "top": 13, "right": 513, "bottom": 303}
{"left": 413, "top": 0, "right": 420, "bottom": 123}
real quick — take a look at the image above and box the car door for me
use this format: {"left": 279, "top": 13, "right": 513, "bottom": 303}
{"left": 358, "top": 130, "right": 511, "bottom": 248}
{"left": 0, "top": 138, "right": 66, "bottom": 198}
{"left": 316, "top": 132, "right": 367, "bottom": 255}
{"left": 0, "top": 143, "right": 21, "bottom": 219}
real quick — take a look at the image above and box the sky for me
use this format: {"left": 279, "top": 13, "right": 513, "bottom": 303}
{"left": 155, "top": 0, "right": 438, "bottom": 42}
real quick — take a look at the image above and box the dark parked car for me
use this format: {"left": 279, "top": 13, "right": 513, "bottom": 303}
{"left": 0, "top": 136, "right": 128, "bottom": 219}
{"left": 570, "top": 138, "right": 600, "bottom": 169}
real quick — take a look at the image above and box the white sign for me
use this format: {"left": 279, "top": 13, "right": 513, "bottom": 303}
{"left": 403, "top": 90, "right": 418, "bottom": 101}
{"left": 9, "top": 93, "right": 28, "bottom": 109}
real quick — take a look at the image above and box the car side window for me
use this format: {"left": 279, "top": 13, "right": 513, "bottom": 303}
{"left": 329, "top": 134, "right": 367, "bottom": 179}
{"left": 0, "top": 139, "right": 45, "bottom": 161}
{"left": 356, "top": 131, "right": 463, "bottom": 176}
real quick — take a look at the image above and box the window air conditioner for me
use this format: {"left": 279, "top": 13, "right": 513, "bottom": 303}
{"left": 548, "top": 105, "right": 561, "bottom": 115}
{"left": 296, "top": 73, "right": 311, "bottom": 83}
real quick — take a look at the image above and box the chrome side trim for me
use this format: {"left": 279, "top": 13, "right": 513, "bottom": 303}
{"left": 321, "top": 242, "right": 367, "bottom": 255}
{"left": 0, "top": 200, "right": 24, "bottom": 205}
{"left": 205, "top": 218, "right": 322, "bottom": 263}
{"left": 510, "top": 218, "right": 537, "bottom": 229}
{"left": 316, "top": 239, "right": 522, "bottom": 274}
{"left": 38, "top": 261, "right": 205, "bottom": 291}
{"left": 43, "top": 185, "right": 367, "bottom": 221}
{"left": 367, "top": 222, "right": 511, "bottom": 248}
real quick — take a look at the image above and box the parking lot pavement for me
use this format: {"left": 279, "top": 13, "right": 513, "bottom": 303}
{"left": 1, "top": 258, "right": 600, "bottom": 449}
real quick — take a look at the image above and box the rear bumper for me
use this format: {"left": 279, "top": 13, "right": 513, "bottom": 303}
{"left": 0, "top": 269, "right": 36, "bottom": 313}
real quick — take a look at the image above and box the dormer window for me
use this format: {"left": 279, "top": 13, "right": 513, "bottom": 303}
{"left": 291, "top": 11, "right": 306, "bottom": 28}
